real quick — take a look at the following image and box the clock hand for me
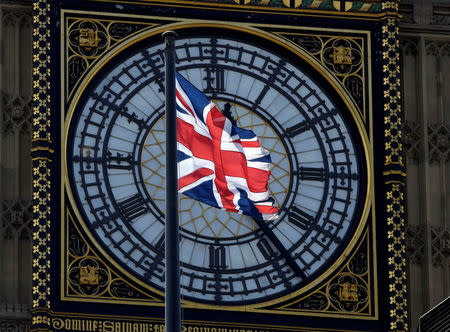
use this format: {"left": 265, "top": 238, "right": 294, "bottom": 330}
{"left": 253, "top": 217, "right": 307, "bottom": 280}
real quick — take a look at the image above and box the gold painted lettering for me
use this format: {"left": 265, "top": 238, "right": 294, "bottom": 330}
{"left": 65, "top": 319, "right": 72, "bottom": 330}
{"left": 53, "top": 318, "right": 64, "bottom": 330}
{"left": 103, "top": 321, "right": 114, "bottom": 332}
{"left": 72, "top": 319, "right": 82, "bottom": 330}
{"left": 126, "top": 322, "right": 132, "bottom": 332}
{"left": 92, "top": 321, "right": 98, "bottom": 332}
{"left": 154, "top": 325, "right": 165, "bottom": 332}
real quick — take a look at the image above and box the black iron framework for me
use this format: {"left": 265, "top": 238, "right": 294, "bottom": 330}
{"left": 66, "top": 35, "right": 366, "bottom": 305}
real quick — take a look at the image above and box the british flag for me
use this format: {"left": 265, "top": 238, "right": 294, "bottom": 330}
{"left": 176, "top": 72, "right": 279, "bottom": 221}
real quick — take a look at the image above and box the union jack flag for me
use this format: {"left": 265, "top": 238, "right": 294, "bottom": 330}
{"left": 176, "top": 72, "right": 278, "bottom": 221}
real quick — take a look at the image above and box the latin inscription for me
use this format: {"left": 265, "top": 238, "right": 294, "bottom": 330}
{"left": 51, "top": 317, "right": 272, "bottom": 332}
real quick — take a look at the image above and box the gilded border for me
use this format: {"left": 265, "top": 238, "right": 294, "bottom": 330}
{"left": 61, "top": 11, "right": 377, "bottom": 321}
{"left": 31, "top": 0, "right": 53, "bottom": 331}
{"left": 89, "top": 0, "right": 385, "bottom": 16}
{"left": 381, "top": 1, "right": 408, "bottom": 331}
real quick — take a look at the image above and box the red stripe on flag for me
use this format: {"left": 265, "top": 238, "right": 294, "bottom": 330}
{"left": 220, "top": 150, "right": 247, "bottom": 178}
{"left": 206, "top": 107, "right": 237, "bottom": 211}
{"left": 246, "top": 167, "right": 270, "bottom": 193}
{"left": 176, "top": 89, "right": 196, "bottom": 118}
{"left": 178, "top": 168, "right": 214, "bottom": 190}
{"left": 254, "top": 204, "right": 279, "bottom": 215}
{"left": 177, "top": 118, "right": 213, "bottom": 161}
{"left": 240, "top": 140, "right": 260, "bottom": 148}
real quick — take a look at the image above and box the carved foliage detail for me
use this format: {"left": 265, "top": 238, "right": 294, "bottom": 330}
{"left": 0, "top": 319, "right": 31, "bottom": 332}
{"left": 428, "top": 124, "right": 450, "bottom": 162}
{"left": 431, "top": 227, "right": 450, "bottom": 267}
{"left": 2, "top": 96, "right": 32, "bottom": 134}
{"left": 1, "top": 200, "right": 32, "bottom": 240}
{"left": 402, "top": 121, "right": 422, "bottom": 161}
{"left": 405, "top": 224, "right": 425, "bottom": 265}
{"left": 431, "top": 5, "right": 450, "bottom": 26}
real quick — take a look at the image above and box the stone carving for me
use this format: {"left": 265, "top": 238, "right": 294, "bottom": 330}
{"left": 402, "top": 121, "right": 422, "bottom": 161}
{"left": 0, "top": 319, "right": 31, "bottom": 332}
{"left": 425, "top": 41, "right": 450, "bottom": 56}
{"left": 1, "top": 201, "right": 32, "bottom": 240}
{"left": 405, "top": 224, "right": 425, "bottom": 265}
{"left": 431, "top": 227, "right": 450, "bottom": 267}
{"left": 399, "top": 4, "right": 415, "bottom": 24}
{"left": 2, "top": 95, "right": 32, "bottom": 134}
{"left": 431, "top": 5, "right": 450, "bottom": 25}
{"left": 428, "top": 124, "right": 449, "bottom": 162}
{"left": 400, "top": 38, "right": 418, "bottom": 56}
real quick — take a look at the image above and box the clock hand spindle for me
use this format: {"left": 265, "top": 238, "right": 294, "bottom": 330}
{"left": 253, "top": 217, "right": 307, "bottom": 280}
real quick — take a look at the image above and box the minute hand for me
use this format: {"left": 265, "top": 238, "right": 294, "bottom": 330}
{"left": 253, "top": 217, "right": 307, "bottom": 280}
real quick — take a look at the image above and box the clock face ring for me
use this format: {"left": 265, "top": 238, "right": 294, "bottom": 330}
{"left": 65, "top": 29, "right": 369, "bottom": 306}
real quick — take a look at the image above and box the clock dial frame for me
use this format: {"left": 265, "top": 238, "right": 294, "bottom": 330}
{"left": 64, "top": 24, "right": 371, "bottom": 309}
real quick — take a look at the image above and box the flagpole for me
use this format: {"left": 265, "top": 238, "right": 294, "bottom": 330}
{"left": 163, "top": 30, "right": 181, "bottom": 332}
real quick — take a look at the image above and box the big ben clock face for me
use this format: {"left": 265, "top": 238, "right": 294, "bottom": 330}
{"left": 66, "top": 29, "right": 368, "bottom": 306}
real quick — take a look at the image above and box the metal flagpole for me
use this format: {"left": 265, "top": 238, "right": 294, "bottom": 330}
{"left": 163, "top": 30, "right": 181, "bottom": 332}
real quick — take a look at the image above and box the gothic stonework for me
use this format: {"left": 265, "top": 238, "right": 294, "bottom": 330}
{"left": 431, "top": 227, "right": 450, "bottom": 267}
{"left": 428, "top": 124, "right": 450, "bottom": 162}
{"left": 405, "top": 224, "right": 425, "bottom": 265}
{"left": 402, "top": 121, "right": 422, "bottom": 161}
{"left": 400, "top": 2, "right": 450, "bottom": 331}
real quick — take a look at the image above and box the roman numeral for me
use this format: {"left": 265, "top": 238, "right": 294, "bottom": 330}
{"left": 117, "top": 194, "right": 149, "bottom": 221}
{"left": 204, "top": 68, "right": 225, "bottom": 94}
{"left": 298, "top": 167, "right": 326, "bottom": 181}
{"left": 209, "top": 245, "right": 227, "bottom": 270}
{"left": 106, "top": 151, "right": 136, "bottom": 170}
{"left": 91, "top": 93, "right": 146, "bottom": 130}
{"left": 92, "top": 212, "right": 119, "bottom": 229}
{"left": 257, "top": 238, "right": 277, "bottom": 260}
{"left": 285, "top": 121, "right": 310, "bottom": 137}
{"left": 288, "top": 206, "right": 314, "bottom": 230}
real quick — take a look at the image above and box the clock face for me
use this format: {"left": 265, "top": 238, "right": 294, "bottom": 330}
{"left": 66, "top": 31, "right": 367, "bottom": 305}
